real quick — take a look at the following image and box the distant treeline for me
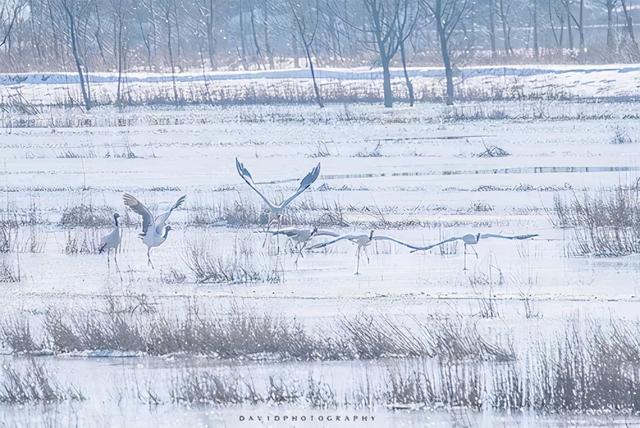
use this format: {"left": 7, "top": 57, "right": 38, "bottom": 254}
{"left": 1, "top": 0, "right": 639, "bottom": 107}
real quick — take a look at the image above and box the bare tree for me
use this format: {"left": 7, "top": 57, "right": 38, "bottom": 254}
{"left": 601, "top": 0, "right": 618, "bottom": 59}
{"left": 497, "top": 0, "right": 512, "bottom": 58}
{"left": 548, "top": 0, "right": 565, "bottom": 58}
{"left": 487, "top": 0, "right": 497, "bottom": 61}
{"left": 238, "top": 0, "right": 249, "bottom": 69}
{"left": 363, "top": 0, "right": 402, "bottom": 108}
{"left": 562, "top": 0, "right": 585, "bottom": 59}
{"left": 0, "top": 0, "right": 23, "bottom": 50}
{"left": 424, "top": 0, "right": 470, "bottom": 105}
{"left": 197, "top": 0, "right": 218, "bottom": 69}
{"left": 135, "top": 0, "right": 158, "bottom": 70}
{"left": 288, "top": 0, "right": 323, "bottom": 107}
{"left": 59, "top": 0, "right": 93, "bottom": 109}
{"left": 531, "top": 0, "right": 539, "bottom": 60}
{"left": 110, "top": 0, "right": 129, "bottom": 104}
{"left": 620, "top": 0, "right": 640, "bottom": 60}
{"left": 262, "top": 0, "right": 274, "bottom": 69}
{"left": 248, "top": 0, "right": 264, "bottom": 68}
{"left": 396, "top": 0, "right": 420, "bottom": 106}
{"left": 160, "top": 0, "right": 179, "bottom": 101}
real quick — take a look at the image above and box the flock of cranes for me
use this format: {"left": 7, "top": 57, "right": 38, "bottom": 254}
{"left": 99, "top": 158, "right": 538, "bottom": 274}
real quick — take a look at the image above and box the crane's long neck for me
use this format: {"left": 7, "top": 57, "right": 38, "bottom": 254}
{"left": 114, "top": 217, "right": 119, "bottom": 227}
{"left": 162, "top": 228, "right": 171, "bottom": 239}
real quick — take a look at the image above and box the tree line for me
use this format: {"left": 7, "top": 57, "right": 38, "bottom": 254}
{"left": 1, "top": 0, "right": 639, "bottom": 107}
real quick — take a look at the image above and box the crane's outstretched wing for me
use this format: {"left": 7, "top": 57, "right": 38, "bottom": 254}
{"left": 371, "top": 235, "right": 426, "bottom": 251}
{"left": 123, "top": 193, "right": 154, "bottom": 234}
{"left": 236, "top": 158, "right": 275, "bottom": 210}
{"left": 266, "top": 227, "right": 304, "bottom": 238}
{"left": 267, "top": 228, "right": 339, "bottom": 239}
{"left": 410, "top": 236, "right": 462, "bottom": 253}
{"left": 307, "top": 234, "right": 361, "bottom": 250}
{"left": 155, "top": 194, "right": 186, "bottom": 232}
{"left": 480, "top": 233, "right": 539, "bottom": 240}
{"left": 314, "top": 229, "right": 340, "bottom": 237}
{"left": 279, "top": 163, "right": 321, "bottom": 209}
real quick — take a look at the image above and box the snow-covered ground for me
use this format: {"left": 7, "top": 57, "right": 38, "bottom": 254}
{"left": 1, "top": 98, "right": 639, "bottom": 426}
{"left": 2, "top": 64, "right": 640, "bottom": 106}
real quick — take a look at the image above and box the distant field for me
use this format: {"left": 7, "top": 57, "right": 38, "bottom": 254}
{"left": 2, "top": 64, "right": 640, "bottom": 108}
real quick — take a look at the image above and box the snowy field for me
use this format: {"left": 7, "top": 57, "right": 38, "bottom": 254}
{"left": 1, "top": 93, "right": 640, "bottom": 426}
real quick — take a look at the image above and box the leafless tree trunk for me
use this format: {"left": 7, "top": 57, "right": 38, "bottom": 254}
{"left": 291, "top": 20, "right": 300, "bottom": 68}
{"left": 0, "top": 1, "right": 23, "bottom": 50}
{"left": 199, "top": 0, "right": 217, "bottom": 69}
{"left": 135, "top": 7, "right": 153, "bottom": 70}
{"left": 111, "top": 0, "right": 128, "bottom": 105}
{"left": 604, "top": 0, "right": 618, "bottom": 59}
{"left": 498, "top": 0, "right": 512, "bottom": 58}
{"left": 488, "top": 0, "right": 497, "bottom": 61}
{"left": 563, "top": 0, "right": 585, "bottom": 58}
{"left": 288, "top": 0, "right": 323, "bottom": 107}
{"left": 249, "top": 1, "right": 264, "bottom": 68}
{"left": 397, "top": 0, "right": 418, "bottom": 106}
{"left": 565, "top": 1, "right": 573, "bottom": 51}
{"left": 262, "top": 0, "right": 274, "bottom": 69}
{"left": 532, "top": 0, "right": 539, "bottom": 60}
{"left": 60, "top": 0, "right": 92, "bottom": 109}
{"left": 425, "top": 0, "right": 469, "bottom": 105}
{"left": 548, "top": 0, "right": 565, "bottom": 58}
{"left": 363, "top": 0, "right": 403, "bottom": 108}
{"left": 93, "top": 1, "right": 107, "bottom": 66}
{"left": 238, "top": 0, "right": 248, "bottom": 69}
{"left": 162, "top": 0, "right": 179, "bottom": 102}
{"left": 399, "top": 37, "right": 413, "bottom": 106}
{"left": 621, "top": 0, "right": 640, "bottom": 60}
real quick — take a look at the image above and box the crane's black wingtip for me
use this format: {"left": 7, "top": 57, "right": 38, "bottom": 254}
{"left": 235, "top": 158, "right": 250, "bottom": 178}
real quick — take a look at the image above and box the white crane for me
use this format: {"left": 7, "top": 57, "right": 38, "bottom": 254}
{"left": 123, "top": 193, "right": 186, "bottom": 268}
{"left": 411, "top": 233, "right": 539, "bottom": 270}
{"left": 267, "top": 227, "right": 339, "bottom": 263}
{"left": 308, "top": 230, "right": 424, "bottom": 274}
{"left": 235, "top": 158, "right": 320, "bottom": 231}
{"left": 98, "top": 213, "right": 121, "bottom": 267}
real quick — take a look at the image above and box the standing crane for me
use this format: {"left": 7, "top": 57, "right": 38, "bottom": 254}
{"left": 98, "top": 213, "right": 121, "bottom": 268}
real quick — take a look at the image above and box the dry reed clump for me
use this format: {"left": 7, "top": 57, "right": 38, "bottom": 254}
{"left": 165, "top": 321, "right": 640, "bottom": 413}
{"left": 59, "top": 204, "right": 114, "bottom": 228}
{"left": 0, "top": 359, "right": 84, "bottom": 404}
{"left": 551, "top": 187, "right": 640, "bottom": 256}
{"left": 63, "top": 229, "right": 101, "bottom": 255}
{"left": 170, "top": 371, "right": 339, "bottom": 407}
{"left": 0, "top": 205, "right": 47, "bottom": 254}
{"left": 0, "top": 317, "right": 37, "bottom": 352}
{"left": 373, "top": 322, "right": 640, "bottom": 412}
{"left": 182, "top": 241, "right": 281, "bottom": 284}
{"left": 56, "top": 149, "right": 97, "bottom": 159}
{"left": 4, "top": 304, "right": 640, "bottom": 412}
{"left": 474, "top": 144, "right": 510, "bottom": 158}
{"left": 0, "top": 257, "right": 20, "bottom": 283}
{"left": 170, "top": 372, "right": 251, "bottom": 405}
{"left": 0, "top": 303, "right": 513, "bottom": 363}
